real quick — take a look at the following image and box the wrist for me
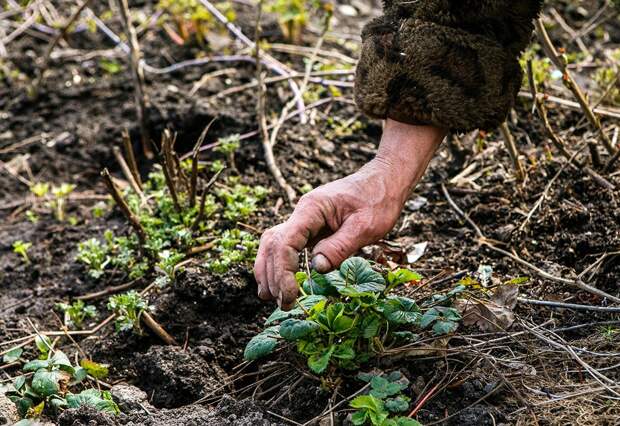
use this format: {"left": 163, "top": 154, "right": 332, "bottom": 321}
{"left": 375, "top": 120, "right": 445, "bottom": 188}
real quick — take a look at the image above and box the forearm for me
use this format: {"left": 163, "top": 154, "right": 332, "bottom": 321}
{"left": 372, "top": 119, "right": 446, "bottom": 201}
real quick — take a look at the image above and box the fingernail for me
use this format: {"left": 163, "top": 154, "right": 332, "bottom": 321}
{"left": 277, "top": 291, "right": 283, "bottom": 307}
{"left": 257, "top": 284, "right": 263, "bottom": 297}
{"left": 311, "top": 254, "right": 331, "bottom": 273}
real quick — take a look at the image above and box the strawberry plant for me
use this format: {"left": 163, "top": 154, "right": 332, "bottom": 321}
{"left": 350, "top": 371, "right": 421, "bottom": 426}
{"left": 3, "top": 349, "right": 118, "bottom": 419}
{"left": 244, "top": 257, "right": 462, "bottom": 375}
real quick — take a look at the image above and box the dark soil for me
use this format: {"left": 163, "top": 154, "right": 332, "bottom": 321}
{"left": 1, "top": 1, "right": 619, "bottom": 425}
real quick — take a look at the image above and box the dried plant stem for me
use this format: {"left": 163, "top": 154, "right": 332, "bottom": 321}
{"left": 116, "top": 0, "right": 152, "bottom": 158}
{"left": 122, "top": 129, "right": 142, "bottom": 188}
{"left": 526, "top": 60, "right": 615, "bottom": 191}
{"left": 254, "top": 0, "right": 296, "bottom": 205}
{"left": 498, "top": 121, "right": 525, "bottom": 181}
{"left": 535, "top": 18, "right": 616, "bottom": 158}
{"left": 190, "top": 117, "right": 217, "bottom": 207}
{"left": 31, "top": 0, "right": 92, "bottom": 95}
{"left": 141, "top": 311, "right": 177, "bottom": 345}
{"left": 113, "top": 146, "right": 145, "bottom": 201}
{"left": 160, "top": 130, "right": 181, "bottom": 213}
{"left": 101, "top": 168, "right": 147, "bottom": 245}
{"left": 192, "top": 167, "right": 224, "bottom": 230}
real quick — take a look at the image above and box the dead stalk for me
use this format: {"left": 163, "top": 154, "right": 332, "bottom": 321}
{"left": 535, "top": 18, "right": 616, "bottom": 158}
{"left": 190, "top": 117, "right": 217, "bottom": 207}
{"left": 116, "top": 0, "right": 152, "bottom": 158}
{"left": 526, "top": 60, "right": 615, "bottom": 191}
{"left": 122, "top": 129, "right": 142, "bottom": 188}
{"left": 113, "top": 146, "right": 144, "bottom": 200}
{"left": 101, "top": 168, "right": 147, "bottom": 246}
{"left": 160, "top": 130, "right": 181, "bottom": 212}
{"left": 254, "top": 0, "right": 296, "bottom": 205}
{"left": 498, "top": 121, "right": 525, "bottom": 181}
{"left": 141, "top": 311, "right": 177, "bottom": 345}
{"left": 192, "top": 167, "right": 224, "bottom": 230}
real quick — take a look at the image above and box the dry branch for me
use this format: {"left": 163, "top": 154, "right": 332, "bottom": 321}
{"left": 122, "top": 129, "right": 142, "bottom": 188}
{"left": 498, "top": 121, "right": 525, "bottom": 181}
{"left": 190, "top": 117, "right": 217, "bottom": 207}
{"left": 254, "top": 0, "right": 296, "bottom": 205}
{"left": 141, "top": 311, "right": 177, "bottom": 345}
{"left": 116, "top": 0, "right": 152, "bottom": 158}
{"left": 535, "top": 18, "right": 616, "bottom": 158}
{"left": 101, "top": 168, "right": 147, "bottom": 245}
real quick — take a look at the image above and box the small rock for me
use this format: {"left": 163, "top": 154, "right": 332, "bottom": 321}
{"left": 111, "top": 384, "right": 152, "bottom": 414}
{"left": 0, "top": 392, "right": 19, "bottom": 425}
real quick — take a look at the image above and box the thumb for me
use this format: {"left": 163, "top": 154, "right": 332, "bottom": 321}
{"left": 311, "top": 220, "right": 368, "bottom": 273}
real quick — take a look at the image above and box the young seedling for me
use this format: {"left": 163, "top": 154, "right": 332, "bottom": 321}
{"left": 107, "top": 291, "right": 150, "bottom": 333}
{"left": 50, "top": 183, "right": 76, "bottom": 222}
{"left": 350, "top": 371, "right": 421, "bottom": 426}
{"left": 5, "top": 348, "right": 118, "bottom": 419}
{"left": 215, "top": 134, "right": 240, "bottom": 172}
{"left": 76, "top": 238, "right": 110, "bottom": 279}
{"left": 244, "top": 257, "right": 462, "bottom": 375}
{"left": 12, "top": 240, "right": 32, "bottom": 264}
{"left": 55, "top": 300, "right": 97, "bottom": 329}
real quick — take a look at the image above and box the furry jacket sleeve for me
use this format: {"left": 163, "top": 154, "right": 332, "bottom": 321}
{"left": 354, "top": 0, "right": 544, "bottom": 132}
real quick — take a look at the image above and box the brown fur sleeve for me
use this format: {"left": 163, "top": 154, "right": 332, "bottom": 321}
{"left": 354, "top": 0, "right": 543, "bottom": 132}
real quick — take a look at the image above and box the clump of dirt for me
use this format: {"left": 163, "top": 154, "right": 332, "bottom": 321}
{"left": 133, "top": 345, "right": 227, "bottom": 408}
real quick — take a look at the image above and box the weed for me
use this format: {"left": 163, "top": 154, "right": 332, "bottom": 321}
{"left": 215, "top": 134, "right": 240, "bottom": 170}
{"left": 12, "top": 240, "right": 32, "bottom": 264}
{"left": 107, "top": 291, "right": 151, "bottom": 333}
{"left": 76, "top": 238, "right": 110, "bottom": 279}
{"left": 29, "top": 182, "right": 76, "bottom": 222}
{"left": 55, "top": 300, "right": 97, "bottom": 329}
{"left": 206, "top": 228, "right": 258, "bottom": 274}
{"left": 244, "top": 257, "right": 462, "bottom": 375}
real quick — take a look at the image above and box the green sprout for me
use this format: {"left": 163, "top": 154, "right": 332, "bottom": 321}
{"left": 47, "top": 183, "right": 76, "bottom": 222}
{"left": 55, "top": 300, "right": 97, "bottom": 329}
{"left": 76, "top": 238, "right": 110, "bottom": 279}
{"left": 30, "top": 182, "right": 50, "bottom": 198}
{"left": 350, "top": 372, "right": 421, "bottom": 426}
{"left": 12, "top": 240, "right": 32, "bottom": 264}
{"left": 107, "top": 291, "right": 150, "bottom": 333}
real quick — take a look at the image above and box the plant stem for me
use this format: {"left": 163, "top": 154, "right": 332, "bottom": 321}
{"left": 122, "top": 129, "right": 142, "bottom": 188}
{"left": 141, "top": 311, "right": 177, "bottom": 345}
{"left": 101, "top": 168, "right": 147, "bottom": 246}
{"left": 190, "top": 117, "right": 217, "bottom": 207}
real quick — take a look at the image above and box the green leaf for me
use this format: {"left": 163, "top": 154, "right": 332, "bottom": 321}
{"left": 35, "top": 335, "right": 52, "bottom": 354}
{"left": 31, "top": 369, "right": 61, "bottom": 397}
{"left": 351, "top": 410, "right": 368, "bottom": 425}
{"left": 308, "top": 345, "right": 334, "bottom": 374}
{"left": 324, "top": 270, "right": 345, "bottom": 288}
{"left": 66, "top": 389, "right": 120, "bottom": 414}
{"left": 244, "top": 326, "right": 280, "bottom": 360}
{"left": 387, "top": 269, "right": 422, "bottom": 287}
{"left": 432, "top": 320, "right": 458, "bottom": 335}
{"left": 333, "top": 341, "right": 355, "bottom": 360}
{"left": 279, "top": 319, "right": 319, "bottom": 341}
{"left": 302, "top": 271, "right": 335, "bottom": 296}
{"left": 15, "top": 397, "right": 34, "bottom": 417}
{"left": 369, "top": 376, "right": 407, "bottom": 398}
{"left": 437, "top": 307, "right": 461, "bottom": 321}
{"left": 382, "top": 297, "right": 421, "bottom": 325}
{"left": 350, "top": 394, "right": 384, "bottom": 412}
{"left": 80, "top": 359, "right": 109, "bottom": 380}
{"left": 394, "top": 417, "right": 423, "bottom": 426}
{"left": 23, "top": 359, "right": 49, "bottom": 372}
{"left": 14, "top": 420, "right": 38, "bottom": 426}
{"left": 392, "top": 331, "right": 420, "bottom": 342}
{"left": 51, "top": 351, "right": 74, "bottom": 374}
{"left": 362, "top": 315, "right": 381, "bottom": 338}
{"left": 3, "top": 347, "right": 23, "bottom": 363}
{"left": 14, "top": 375, "right": 27, "bottom": 391}
{"left": 385, "top": 396, "right": 410, "bottom": 413}
{"left": 420, "top": 308, "right": 440, "bottom": 329}
{"left": 340, "top": 257, "right": 385, "bottom": 288}
{"left": 265, "top": 295, "right": 326, "bottom": 325}
{"left": 72, "top": 367, "right": 88, "bottom": 383}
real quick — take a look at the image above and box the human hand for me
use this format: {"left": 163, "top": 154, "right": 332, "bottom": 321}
{"left": 254, "top": 120, "right": 446, "bottom": 310}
